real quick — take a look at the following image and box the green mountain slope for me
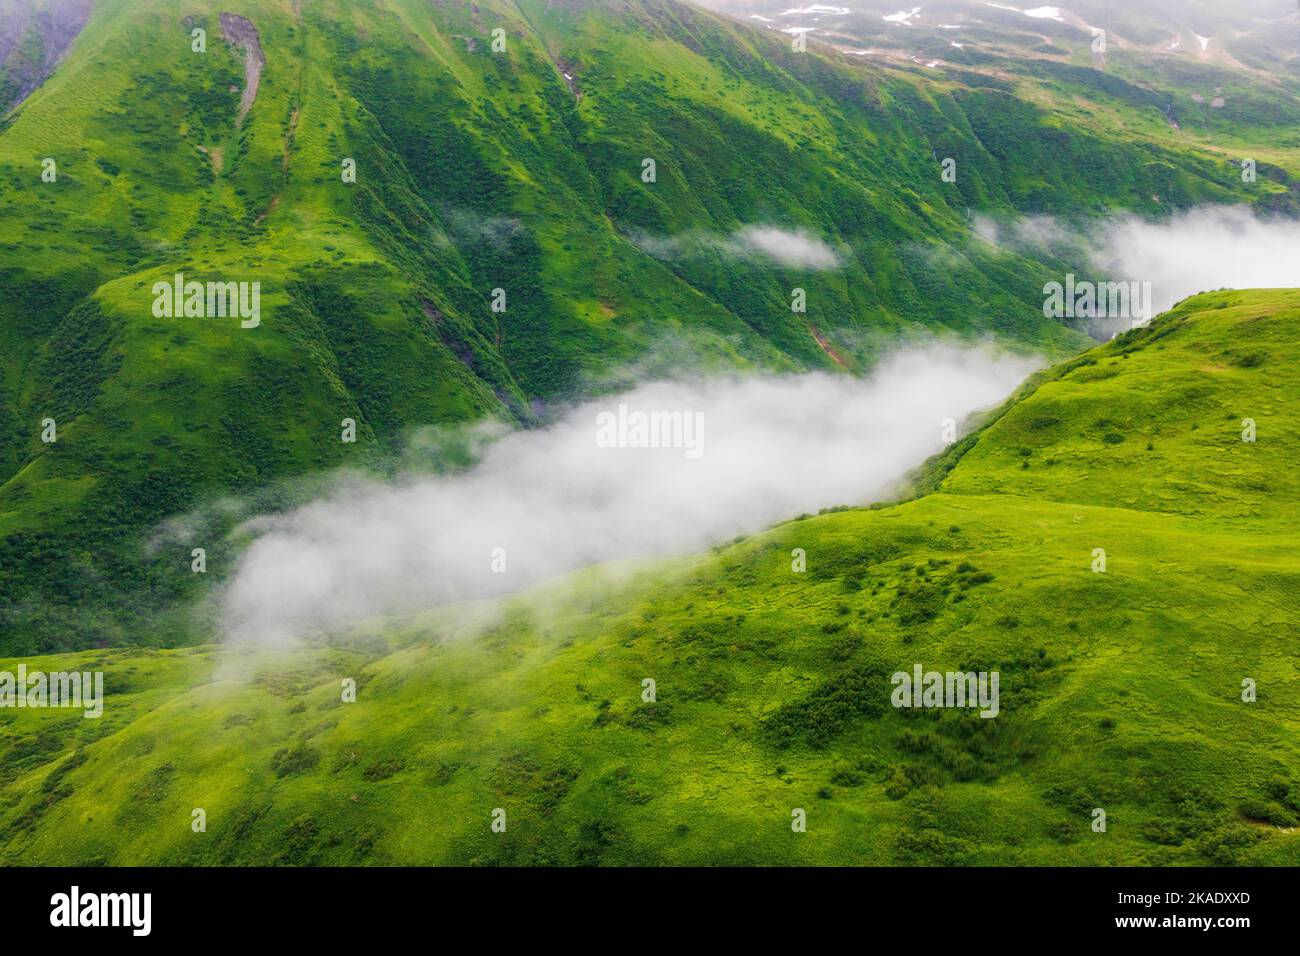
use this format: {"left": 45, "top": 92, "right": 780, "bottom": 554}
{"left": 3, "top": 289, "right": 1296, "bottom": 865}
{"left": 2, "top": 0, "right": 1293, "bottom": 653}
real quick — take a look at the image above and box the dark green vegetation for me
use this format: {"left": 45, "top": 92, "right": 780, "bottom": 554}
{"left": 2, "top": 0, "right": 1296, "bottom": 652}
{"left": 2, "top": 290, "right": 1297, "bottom": 864}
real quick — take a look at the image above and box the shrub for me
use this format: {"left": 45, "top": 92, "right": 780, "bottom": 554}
{"left": 271, "top": 744, "right": 321, "bottom": 778}
{"left": 362, "top": 759, "right": 404, "bottom": 782}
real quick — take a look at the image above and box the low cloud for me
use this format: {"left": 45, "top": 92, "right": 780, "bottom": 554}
{"left": 1087, "top": 207, "right": 1300, "bottom": 309}
{"left": 734, "top": 225, "right": 842, "bottom": 268}
{"left": 635, "top": 224, "right": 843, "bottom": 269}
{"left": 220, "top": 344, "right": 1038, "bottom": 643}
{"left": 432, "top": 204, "right": 522, "bottom": 252}
{"left": 977, "top": 206, "right": 1300, "bottom": 320}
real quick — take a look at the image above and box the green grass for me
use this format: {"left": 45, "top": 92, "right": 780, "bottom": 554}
{"left": 2, "top": 289, "right": 1297, "bottom": 865}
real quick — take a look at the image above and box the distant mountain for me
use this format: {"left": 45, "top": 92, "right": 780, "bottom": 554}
{"left": 0, "top": 0, "right": 92, "bottom": 111}
{"left": 705, "top": 0, "right": 1300, "bottom": 169}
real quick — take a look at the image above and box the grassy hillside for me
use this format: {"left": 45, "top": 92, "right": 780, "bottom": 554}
{"left": 4, "top": 0, "right": 1295, "bottom": 654}
{"left": 3, "top": 289, "right": 1296, "bottom": 865}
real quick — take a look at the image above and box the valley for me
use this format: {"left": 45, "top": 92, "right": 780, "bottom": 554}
{"left": 0, "top": 0, "right": 1297, "bottom": 869}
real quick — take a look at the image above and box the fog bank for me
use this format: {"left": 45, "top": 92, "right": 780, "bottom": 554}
{"left": 220, "top": 345, "right": 1038, "bottom": 642}
{"left": 978, "top": 206, "right": 1300, "bottom": 334}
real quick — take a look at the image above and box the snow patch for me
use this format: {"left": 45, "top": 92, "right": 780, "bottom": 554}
{"left": 780, "top": 5, "right": 850, "bottom": 15}
{"left": 883, "top": 7, "right": 922, "bottom": 24}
